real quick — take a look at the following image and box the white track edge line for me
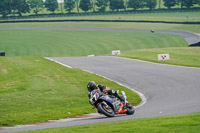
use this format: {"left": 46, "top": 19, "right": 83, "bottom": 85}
{"left": 45, "top": 57, "right": 73, "bottom": 68}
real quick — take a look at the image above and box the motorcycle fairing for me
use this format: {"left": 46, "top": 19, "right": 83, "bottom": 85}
{"left": 117, "top": 103, "right": 127, "bottom": 114}
{"left": 102, "top": 96, "right": 113, "bottom": 103}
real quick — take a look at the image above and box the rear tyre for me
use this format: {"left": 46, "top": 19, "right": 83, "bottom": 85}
{"left": 97, "top": 102, "right": 114, "bottom": 117}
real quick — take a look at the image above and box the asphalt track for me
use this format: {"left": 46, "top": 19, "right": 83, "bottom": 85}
{"left": 49, "top": 56, "right": 200, "bottom": 119}
{"left": 0, "top": 28, "right": 200, "bottom": 133}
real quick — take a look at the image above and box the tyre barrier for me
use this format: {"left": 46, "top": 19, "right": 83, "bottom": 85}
{"left": 190, "top": 41, "right": 200, "bottom": 46}
{"left": 0, "top": 52, "right": 5, "bottom": 56}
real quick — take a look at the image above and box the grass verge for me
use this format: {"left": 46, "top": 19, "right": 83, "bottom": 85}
{"left": 0, "top": 30, "right": 188, "bottom": 57}
{"left": 0, "top": 21, "right": 199, "bottom": 33}
{"left": 0, "top": 57, "right": 140, "bottom": 127}
{"left": 18, "top": 112, "right": 200, "bottom": 133}
{"left": 117, "top": 47, "right": 200, "bottom": 67}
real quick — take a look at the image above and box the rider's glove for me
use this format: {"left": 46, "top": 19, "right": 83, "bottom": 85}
{"left": 89, "top": 99, "right": 95, "bottom": 106}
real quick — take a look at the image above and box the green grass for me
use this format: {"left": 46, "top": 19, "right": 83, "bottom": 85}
{"left": 117, "top": 47, "right": 200, "bottom": 67}
{"left": 0, "top": 30, "right": 188, "bottom": 57}
{"left": 0, "top": 21, "right": 200, "bottom": 33}
{"left": 18, "top": 113, "right": 200, "bottom": 133}
{"left": 0, "top": 57, "right": 140, "bottom": 126}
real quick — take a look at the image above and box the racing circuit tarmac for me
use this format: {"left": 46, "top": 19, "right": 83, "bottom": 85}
{"left": 0, "top": 28, "right": 200, "bottom": 133}
{"left": 49, "top": 56, "right": 200, "bottom": 119}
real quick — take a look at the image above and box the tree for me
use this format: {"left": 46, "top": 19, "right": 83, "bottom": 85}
{"left": 60, "top": 0, "right": 64, "bottom": 13}
{"left": 109, "top": 0, "right": 124, "bottom": 11}
{"left": 124, "top": 0, "right": 128, "bottom": 11}
{"left": 29, "top": 0, "right": 44, "bottom": 15}
{"left": 91, "top": 0, "right": 96, "bottom": 12}
{"left": 12, "top": 0, "right": 30, "bottom": 16}
{"left": 64, "top": 0, "right": 75, "bottom": 13}
{"left": 0, "top": 0, "right": 11, "bottom": 17}
{"left": 196, "top": 0, "right": 200, "bottom": 5}
{"left": 194, "top": 0, "right": 200, "bottom": 5}
{"left": 163, "top": 0, "right": 178, "bottom": 9}
{"left": 158, "top": 0, "right": 162, "bottom": 9}
{"left": 79, "top": 0, "right": 91, "bottom": 13}
{"left": 75, "top": 0, "right": 80, "bottom": 13}
{"left": 128, "top": 0, "right": 145, "bottom": 10}
{"left": 145, "top": 0, "right": 157, "bottom": 10}
{"left": 180, "top": 0, "right": 195, "bottom": 8}
{"left": 44, "top": 0, "right": 58, "bottom": 13}
{"left": 96, "top": 0, "right": 108, "bottom": 12}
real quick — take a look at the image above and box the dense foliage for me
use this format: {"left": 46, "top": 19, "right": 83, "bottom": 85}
{"left": 128, "top": 0, "right": 145, "bottom": 10}
{"left": 44, "top": 0, "right": 58, "bottom": 13}
{"left": 163, "top": 0, "right": 179, "bottom": 9}
{"left": 29, "top": 0, "right": 44, "bottom": 15}
{"left": 64, "top": 0, "right": 75, "bottom": 13}
{"left": 145, "top": 0, "right": 157, "bottom": 10}
{"left": 96, "top": 0, "right": 108, "bottom": 12}
{"left": 79, "top": 0, "right": 92, "bottom": 13}
{"left": 109, "top": 0, "right": 125, "bottom": 11}
{"left": 11, "top": 0, "right": 30, "bottom": 16}
{"left": 0, "top": 0, "right": 199, "bottom": 17}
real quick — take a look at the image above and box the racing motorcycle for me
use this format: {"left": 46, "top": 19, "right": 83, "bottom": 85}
{"left": 89, "top": 89, "right": 135, "bottom": 117}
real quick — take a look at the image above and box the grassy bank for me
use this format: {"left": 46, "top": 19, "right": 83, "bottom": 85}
{"left": 0, "top": 22, "right": 200, "bottom": 33}
{"left": 117, "top": 47, "right": 200, "bottom": 67}
{"left": 18, "top": 113, "right": 200, "bottom": 133}
{"left": 0, "top": 57, "right": 140, "bottom": 126}
{"left": 0, "top": 30, "right": 188, "bottom": 57}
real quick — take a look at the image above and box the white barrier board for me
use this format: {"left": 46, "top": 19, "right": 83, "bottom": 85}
{"left": 158, "top": 54, "right": 170, "bottom": 60}
{"left": 112, "top": 50, "right": 120, "bottom": 55}
{"left": 88, "top": 54, "right": 94, "bottom": 57}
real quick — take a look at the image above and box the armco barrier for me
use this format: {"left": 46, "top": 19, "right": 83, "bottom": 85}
{"left": 0, "top": 19, "right": 200, "bottom": 24}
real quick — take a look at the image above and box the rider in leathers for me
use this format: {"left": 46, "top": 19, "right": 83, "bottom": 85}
{"left": 87, "top": 81, "right": 124, "bottom": 106}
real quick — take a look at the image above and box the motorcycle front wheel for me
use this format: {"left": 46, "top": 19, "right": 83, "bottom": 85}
{"left": 97, "top": 102, "right": 114, "bottom": 117}
{"left": 126, "top": 103, "right": 135, "bottom": 115}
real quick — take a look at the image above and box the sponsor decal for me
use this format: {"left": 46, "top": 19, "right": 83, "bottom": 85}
{"left": 158, "top": 54, "right": 170, "bottom": 60}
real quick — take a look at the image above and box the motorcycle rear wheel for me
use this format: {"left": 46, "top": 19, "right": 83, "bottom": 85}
{"left": 97, "top": 102, "right": 114, "bottom": 117}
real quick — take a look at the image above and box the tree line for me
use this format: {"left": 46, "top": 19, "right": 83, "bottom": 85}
{"left": 0, "top": 0, "right": 200, "bottom": 17}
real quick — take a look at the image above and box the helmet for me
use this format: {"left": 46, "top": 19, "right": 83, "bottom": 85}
{"left": 87, "top": 81, "right": 97, "bottom": 92}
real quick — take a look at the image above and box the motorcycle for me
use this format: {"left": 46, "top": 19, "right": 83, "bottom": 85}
{"left": 89, "top": 89, "right": 135, "bottom": 117}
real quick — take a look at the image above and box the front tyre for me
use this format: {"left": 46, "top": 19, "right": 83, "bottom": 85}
{"left": 97, "top": 102, "right": 114, "bottom": 117}
{"left": 126, "top": 103, "right": 135, "bottom": 115}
